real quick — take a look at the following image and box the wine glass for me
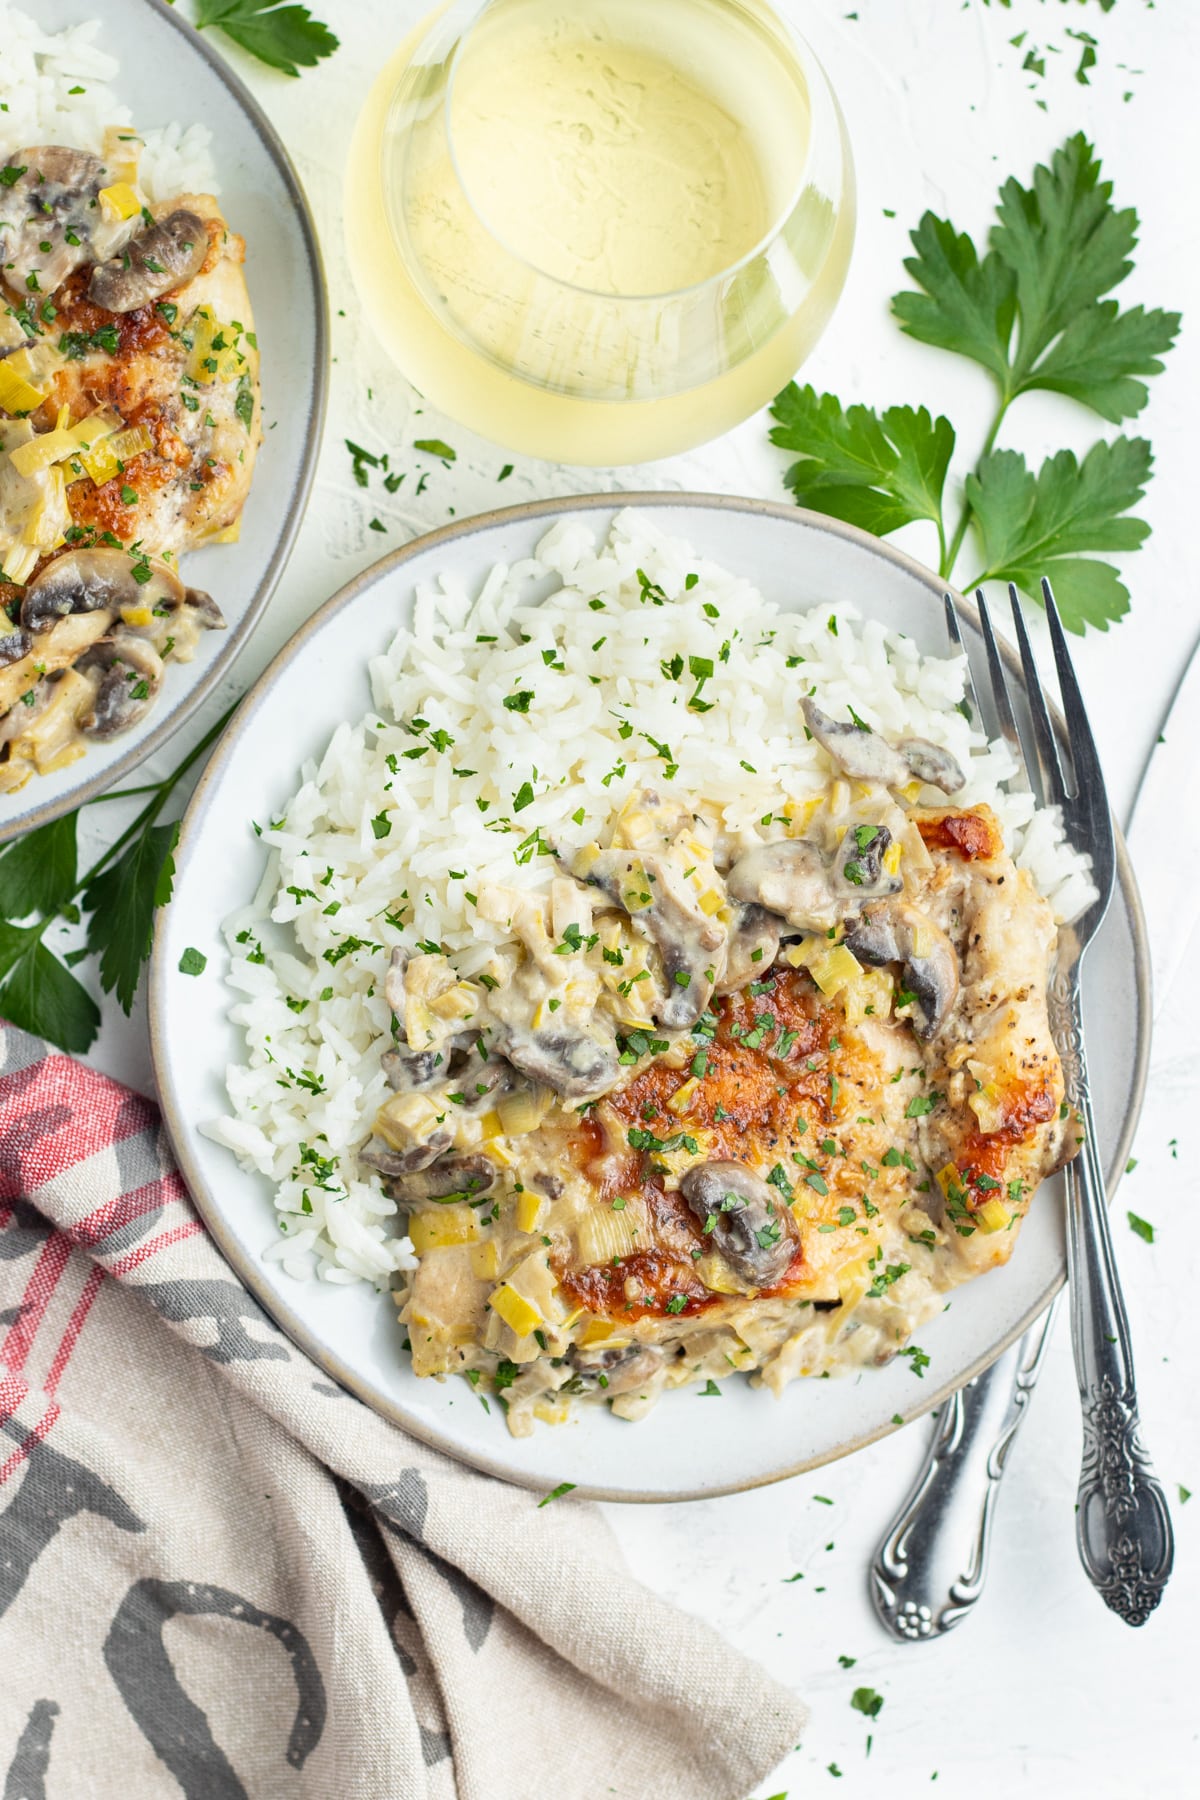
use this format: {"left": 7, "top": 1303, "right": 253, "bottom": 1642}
{"left": 345, "top": 0, "right": 855, "bottom": 466}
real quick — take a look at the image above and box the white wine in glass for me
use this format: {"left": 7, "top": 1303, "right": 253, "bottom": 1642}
{"left": 345, "top": 0, "right": 855, "bottom": 466}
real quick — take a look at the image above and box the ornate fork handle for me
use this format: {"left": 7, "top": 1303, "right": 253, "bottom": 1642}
{"left": 870, "top": 1305, "right": 1057, "bottom": 1641}
{"left": 1052, "top": 962, "right": 1174, "bottom": 1625}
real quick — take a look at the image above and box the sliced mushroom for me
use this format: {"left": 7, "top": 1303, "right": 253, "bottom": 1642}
{"left": 568, "top": 1341, "right": 665, "bottom": 1395}
{"left": 726, "top": 839, "right": 840, "bottom": 933}
{"left": 836, "top": 822, "right": 902, "bottom": 900}
{"left": 499, "top": 1024, "right": 618, "bottom": 1100}
{"left": 0, "top": 147, "right": 137, "bottom": 295}
{"left": 580, "top": 847, "right": 725, "bottom": 1028}
{"left": 0, "top": 628, "right": 30, "bottom": 666}
{"left": 88, "top": 208, "right": 209, "bottom": 313}
{"left": 802, "top": 698, "right": 911, "bottom": 786}
{"left": 361, "top": 1133, "right": 453, "bottom": 1178}
{"left": 77, "top": 633, "right": 164, "bottom": 738}
{"left": 900, "top": 738, "right": 966, "bottom": 794}
{"left": 21, "top": 548, "right": 185, "bottom": 635}
{"left": 183, "top": 587, "right": 225, "bottom": 632}
{"left": 717, "top": 902, "right": 782, "bottom": 995}
{"left": 0, "top": 608, "right": 112, "bottom": 717}
{"left": 842, "top": 899, "right": 959, "bottom": 1040}
{"left": 381, "top": 1047, "right": 443, "bottom": 1093}
{"left": 680, "top": 1160, "right": 797, "bottom": 1286}
{"left": 378, "top": 1153, "right": 496, "bottom": 1207}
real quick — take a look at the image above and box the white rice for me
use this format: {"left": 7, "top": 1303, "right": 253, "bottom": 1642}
{"left": 205, "top": 512, "right": 1098, "bottom": 1289}
{"left": 0, "top": 5, "right": 217, "bottom": 200}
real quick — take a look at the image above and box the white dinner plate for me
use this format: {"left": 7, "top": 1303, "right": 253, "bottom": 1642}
{"left": 1, "top": 0, "right": 327, "bottom": 843}
{"left": 150, "top": 496, "right": 1150, "bottom": 1502}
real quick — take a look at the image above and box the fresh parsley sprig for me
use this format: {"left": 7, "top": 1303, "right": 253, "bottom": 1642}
{"left": 0, "top": 705, "right": 237, "bottom": 1053}
{"left": 194, "top": 0, "right": 339, "bottom": 79}
{"left": 770, "top": 136, "right": 1179, "bottom": 632}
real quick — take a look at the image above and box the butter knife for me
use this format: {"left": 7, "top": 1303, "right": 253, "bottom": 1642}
{"left": 870, "top": 1302, "right": 1058, "bottom": 1639}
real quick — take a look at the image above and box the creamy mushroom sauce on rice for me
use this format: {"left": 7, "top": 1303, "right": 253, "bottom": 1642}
{"left": 212, "top": 515, "right": 1093, "bottom": 1437}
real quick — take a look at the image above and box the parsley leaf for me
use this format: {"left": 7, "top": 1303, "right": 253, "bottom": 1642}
{"left": 772, "top": 135, "right": 1176, "bottom": 635}
{"left": 0, "top": 931, "right": 99, "bottom": 1054}
{"left": 194, "top": 0, "right": 339, "bottom": 79}
{"left": 893, "top": 211, "right": 1016, "bottom": 382}
{"left": 1127, "top": 1211, "right": 1154, "bottom": 1244}
{"left": 897, "top": 135, "right": 1179, "bottom": 423}
{"left": 964, "top": 438, "right": 1151, "bottom": 631}
{"left": 769, "top": 386, "right": 954, "bottom": 538}
{"left": 84, "top": 822, "right": 179, "bottom": 1015}
{"left": 0, "top": 812, "right": 77, "bottom": 920}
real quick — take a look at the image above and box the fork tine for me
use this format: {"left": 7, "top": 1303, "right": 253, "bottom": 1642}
{"left": 1009, "top": 583, "right": 1071, "bottom": 805}
{"left": 943, "top": 592, "right": 983, "bottom": 727}
{"left": 1041, "top": 578, "right": 1115, "bottom": 911}
{"left": 1041, "top": 578, "right": 1096, "bottom": 800}
{"left": 974, "top": 589, "right": 1030, "bottom": 794}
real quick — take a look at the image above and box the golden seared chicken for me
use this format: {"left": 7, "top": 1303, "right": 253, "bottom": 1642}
{"left": 0, "top": 134, "right": 261, "bottom": 791}
{"left": 357, "top": 699, "right": 1073, "bottom": 1435}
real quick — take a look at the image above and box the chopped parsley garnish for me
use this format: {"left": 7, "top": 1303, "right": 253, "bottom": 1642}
{"left": 851, "top": 1687, "right": 885, "bottom": 1720}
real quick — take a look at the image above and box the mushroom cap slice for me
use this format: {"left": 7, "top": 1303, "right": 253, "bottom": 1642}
{"left": 77, "top": 633, "right": 164, "bottom": 739}
{"left": 843, "top": 899, "right": 959, "bottom": 1040}
{"left": 900, "top": 738, "right": 966, "bottom": 794}
{"left": 680, "top": 1160, "right": 797, "bottom": 1286}
{"left": 22, "top": 548, "right": 186, "bottom": 634}
{"left": 0, "top": 147, "right": 137, "bottom": 294}
{"left": 88, "top": 209, "right": 209, "bottom": 313}
{"left": 801, "top": 697, "right": 912, "bottom": 787}
{"left": 726, "top": 839, "right": 841, "bottom": 933}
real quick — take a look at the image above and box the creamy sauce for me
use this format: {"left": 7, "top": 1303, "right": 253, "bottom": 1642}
{"left": 371, "top": 774, "right": 1071, "bottom": 1435}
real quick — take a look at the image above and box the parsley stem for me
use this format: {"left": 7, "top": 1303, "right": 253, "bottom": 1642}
{"left": 75, "top": 700, "right": 239, "bottom": 895}
{"left": 941, "top": 394, "right": 1011, "bottom": 580}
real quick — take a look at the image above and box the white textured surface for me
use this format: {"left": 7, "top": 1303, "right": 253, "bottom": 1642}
{"left": 78, "top": 1, "right": 1199, "bottom": 1792}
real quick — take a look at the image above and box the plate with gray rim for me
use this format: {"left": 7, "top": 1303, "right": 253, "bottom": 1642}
{"left": 1, "top": 0, "right": 327, "bottom": 843}
{"left": 149, "top": 494, "right": 1149, "bottom": 1502}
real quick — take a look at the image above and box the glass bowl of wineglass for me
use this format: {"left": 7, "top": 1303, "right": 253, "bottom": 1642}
{"left": 345, "top": 0, "right": 855, "bottom": 466}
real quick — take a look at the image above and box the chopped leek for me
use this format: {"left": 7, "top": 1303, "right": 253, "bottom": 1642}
{"left": 0, "top": 359, "right": 47, "bottom": 414}
{"left": 79, "top": 423, "right": 153, "bottom": 488}
{"left": 407, "top": 1206, "right": 481, "bottom": 1253}
{"left": 489, "top": 1282, "right": 542, "bottom": 1338}
{"left": 98, "top": 181, "right": 142, "bottom": 222}
{"left": 514, "top": 1189, "right": 547, "bottom": 1235}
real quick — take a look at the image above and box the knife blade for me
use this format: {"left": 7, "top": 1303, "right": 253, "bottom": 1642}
{"left": 1127, "top": 629, "right": 1200, "bottom": 1010}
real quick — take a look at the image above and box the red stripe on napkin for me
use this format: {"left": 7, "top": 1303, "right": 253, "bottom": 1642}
{"left": 0, "top": 1231, "right": 72, "bottom": 1375}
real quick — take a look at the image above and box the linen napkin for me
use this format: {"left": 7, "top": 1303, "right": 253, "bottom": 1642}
{"left": 0, "top": 1020, "right": 806, "bottom": 1800}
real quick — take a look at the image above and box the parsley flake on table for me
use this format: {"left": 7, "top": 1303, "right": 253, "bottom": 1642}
{"left": 195, "top": 0, "right": 339, "bottom": 79}
{"left": 851, "top": 1686, "right": 884, "bottom": 1719}
{"left": 413, "top": 437, "right": 457, "bottom": 461}
{"left": 770, "top": 135, "right": 1178, "bottom": 633}
{"left": 536, "top": 1481, "right": 576, "bottom": 1507}
{"left": 1127, "top": 1211, "right": 1155, "bottom": 1244}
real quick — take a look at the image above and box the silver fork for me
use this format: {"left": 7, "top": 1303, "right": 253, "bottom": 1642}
{"left": 872, "top": 581, "right": 1172, "bottom": 1633}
